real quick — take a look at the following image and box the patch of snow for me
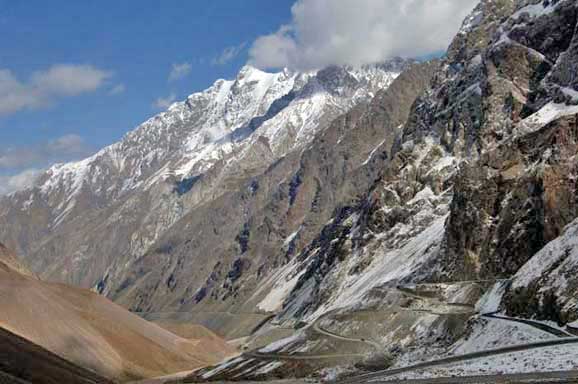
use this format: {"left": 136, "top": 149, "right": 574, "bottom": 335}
{"left": 200, "top": 356, "right": 244, "bottom": 379}
{"left": 256, "top": 261, "right": 307, "bottom": 312}
{"left": 413, "top": 137, "right": 434, "bottom": 168}
{"left": 258, "top": 332, "right": 302, "bottom": 353}
{"left": 252, "top": 361, "right": 284, "bottom": 375}
{"left": 459, "top": 6, "right": 483, "bottom": 35}
{"left": 21, "top": 194, "right": 35, "bottom": 211}
{"left": 401, "top": 139, "right": 415, "bottom": 151}
{"left": 407, "top": 186, "right": 436, "bottom": 205}
{"left": 512, "top": 219, "right": 578, "bottom": 293}
{"left": 517, "top": 102, "right": 578, "bottom": 136}
{"left": 387, "top": 343, "right": 578, "bottom": 381}
{"left": 319, "top": 365, "right": 354, "bottom": 382}
{"left": 494, "top": 32, "right": 513, "bottom": 48}
{"left": 512, "top": 2, "right": 558, "bottom": 20}
{"left": 283, "top": 228, "right": 301, "bottom": 247}
{"left": 476, "top": 280, "right": 509, "bottom": 314}
{"left": 311, "top": 214, "right": 448, "bottom": 319}
{"left": 362, "top": 139, "right": 386, "bottom": 165}
{"left": 561, "top": 86, "right": 578, "bottom": 101}
{"left": 469, "top": 54, "right": 483, "bottom": 68}
{"left": 451, "top": 317, "right": 555, "bottom": 356}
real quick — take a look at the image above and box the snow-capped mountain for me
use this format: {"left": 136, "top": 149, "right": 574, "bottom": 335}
{"left": 0, "top": 59, "right": 407, "bottom": 289}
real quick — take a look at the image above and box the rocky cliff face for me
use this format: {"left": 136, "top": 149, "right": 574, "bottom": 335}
{"left": 267, "top": 0, "right": 578, "bottom": 324}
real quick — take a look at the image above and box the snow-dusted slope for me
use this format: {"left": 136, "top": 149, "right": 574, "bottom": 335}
{"left": 0, "top": 61, "right": 405, "bottom": 288}
{"left": 512, "top": 219, "right": 578, "bottom": 293}
{"left": 503, "top": 219, "right": 578, "bottom": 322}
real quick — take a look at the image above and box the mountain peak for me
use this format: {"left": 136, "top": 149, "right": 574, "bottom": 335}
{"left": 236, "top": 64, "right": 274, "bottom": 82}
{"left": 0, "top": 55, "right": 403, "bottom": 290}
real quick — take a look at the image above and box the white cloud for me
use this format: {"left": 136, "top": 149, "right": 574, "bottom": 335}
{"left": 0, "top": 134, "right": 91, "bottom": 169}
{"left": 212, "top": 42, "right": 247, "bottom": 66}
{"left": 0, "top": 70, "right": 40, "bottom": 115}
{"left": 0, "top": 134, "right": 94, "bottom": 195}
{"left": 152, "top": 93, "right": 177, "bottom": 110}
{"left": 0, "top": 64, "right": 111, "bottom": 116}
{"left": 31, "top": 65, "right": 111, "bottom": 96}
{"left": 109, "top": 83, "right": 126, "bottom": 95}
{"left": 45, "top": 134, "right": 88, "bottom": 154}
{"left": 249, "top": 0, "right": 479, "bottom": 71}
{"left": 0, "top": 169, "right": 42, "bottom": 195}
{"left": 168, "top": 62, "right": 192, "bottom": 82}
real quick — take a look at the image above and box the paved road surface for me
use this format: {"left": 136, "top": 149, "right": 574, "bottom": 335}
{"left": 336, "top": 337, "right": 578, "bottom": 383}
{"left": 482, "top": 313, "right": 574, "bottom": 338}
{"left": 367, "top": 370, "right": 578, "bottom": 383}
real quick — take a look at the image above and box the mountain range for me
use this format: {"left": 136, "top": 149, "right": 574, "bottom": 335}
{"left": 2, "top": 0, "right": 578, "bottom": 382}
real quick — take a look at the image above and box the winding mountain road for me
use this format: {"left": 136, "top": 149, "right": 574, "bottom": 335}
{"left": 245, "top": 283, "right": 479, "bottom": 362}
{"left": 336, "top": 283, "right": 578, "bottom": 383}
{"left": 244, "top": 309, "right": 376, "bottom": 361}
{"left": 239, "top": 281, "right": 578, "bottom": 383}
{"left": 481, "top": 313, "right": 574, "bottom": 338}
{"left": 336, "top": 337, "right": 578, "bottom": 383}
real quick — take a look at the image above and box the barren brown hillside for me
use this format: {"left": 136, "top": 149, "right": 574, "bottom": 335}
{"left": 0, "top": 243, "right": 236, "bottom": 382}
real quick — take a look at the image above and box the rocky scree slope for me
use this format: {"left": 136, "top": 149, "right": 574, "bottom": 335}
{"left": 0, "top": 61, "right": 406, "bottom": 293}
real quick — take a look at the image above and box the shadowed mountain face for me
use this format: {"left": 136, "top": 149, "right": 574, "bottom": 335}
{"left": 0, "top": 327, "right": 112, "bottom": 384}
{"left": 0, "top": 243, "right": 236, "bottom": 382}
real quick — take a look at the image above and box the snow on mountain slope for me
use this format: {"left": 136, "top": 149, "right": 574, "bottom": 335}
{"left": 500, "top": 218, "right": 578, "bottom": 323}
{"left": 104, "top": 60, "right": 439, "bottom": 318}
{"left": 24, "top": 67, "right": 301, "bottom": 212}
{"left": 0, "top": 60, "right": 406, "bottom": 288}
{"left": 512, "top": 219, "right": 578, "bottom": 293}
{"left": 29, "top": 64, "right": 398, "bottom": 211}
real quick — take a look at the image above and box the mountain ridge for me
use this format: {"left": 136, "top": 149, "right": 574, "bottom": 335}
{"left": 0, "top": 60, "right": 410, "bottom": 292}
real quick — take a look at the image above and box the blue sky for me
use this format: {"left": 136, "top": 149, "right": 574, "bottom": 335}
{"left": 0, "top": 0, "right": 478, "bottom": 193}
{"left": 0, "top": 0, "right": 293, "bottom": 175}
